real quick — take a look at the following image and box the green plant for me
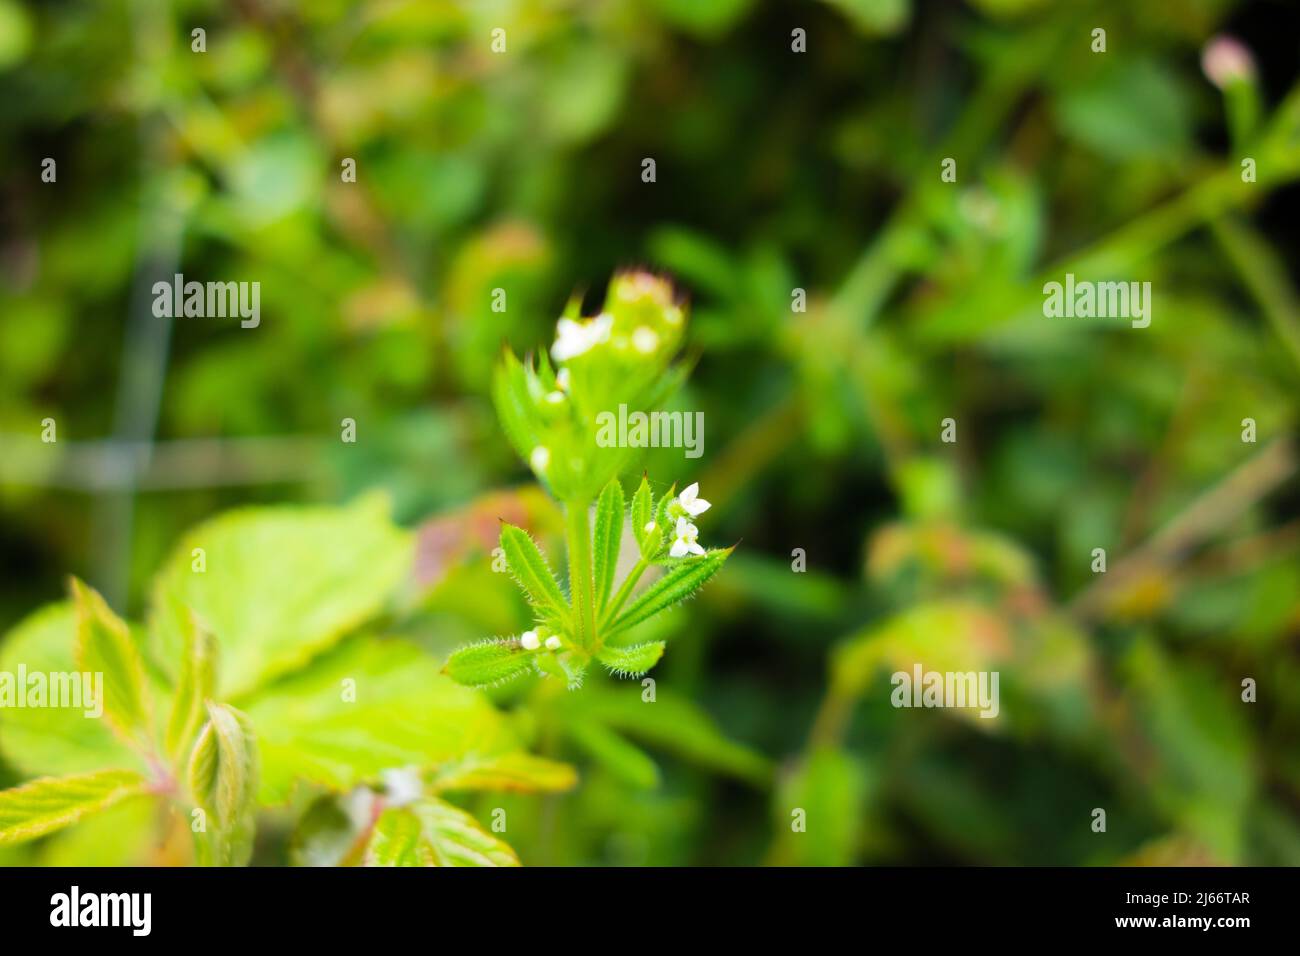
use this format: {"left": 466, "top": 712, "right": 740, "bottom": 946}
{"left": 0, "top": 497, "right": 575, "bottom": 865}
{"left": 443, "top": 270, "right": 733, "bottom": 691}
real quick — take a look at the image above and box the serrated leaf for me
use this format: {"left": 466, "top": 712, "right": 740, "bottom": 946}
{"left": 566, "top": 721, "right": 660, "bottom": 789}
{"left": 365, "top": 799, "right": 521, "bottom": 866}
{"left": 608, "top": 547, "right": 732, "bottom": 636}
{"left": 164, "top": 613, "right": 218, "bottom": 764}
{"left": 0, "top": 769, "right": 150, "bottom": 846}
{"left": 442, "top": 638, "right": 537, "bottom": 690}
{"left": 592, "top": 479, "right": 625, "bottom": 612}
{"left": 427, "top": 752, "right": 578, "bottom": 794}
{"left": 0, "top": 603, "right": 136, "bottom": 777}
{"left": 499, "top": 523, "right": 570, "bottom": 619}
{"left": 365, "top": 807, "right": 431, "bottom": 866}
{"left": 631, "top": 476, "right": 654, "bottom": 548}
{"left": 596, "top": 641, "right": 665, "bottom": 678}
{"left": 247, "top": 636, "right": 516, "bottom": 805}
{"left": 188, "top": 702, "right": 258, "bottom": 866}
{"left": 415, "top": 798, "right": 520, "bottom": 866}
{"left": 150, "top": 497, "right": 412, "bottom": 699}
{"left": 70, "top": 578, "right": 153, "bottom": 750}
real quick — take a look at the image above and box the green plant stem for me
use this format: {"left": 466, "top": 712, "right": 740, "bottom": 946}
{"left": 600, "top": 557, "right": 649, "bottom": 630}
{"left": 565, "top": 502, "right": 596, "bottom": 652}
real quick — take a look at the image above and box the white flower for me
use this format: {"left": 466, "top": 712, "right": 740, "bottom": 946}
{"left": 520, "top": 630, "right": 540, "bottom": 650}
{"left": 551, "top": 313, "right": 613, "bottom": 362}
{"left": 544, "top": 636, "right": 562, "bottom": 651}
{"left": 644, "top": 521, "right": 656, "bottom": 533}
{"left": 669, "top": 517, "right": 705, "bottom": 558}
{"left": 555, "top": 367, "right": 571, "bottom": 391}
{"left": 546, "top": 390, "right": 565, "bottom": 404}
{"left": 530, "top": 446, "right": 550, "bottom": 472}
{"left": 674, "top": 482, "right": 711, "bottom": 518}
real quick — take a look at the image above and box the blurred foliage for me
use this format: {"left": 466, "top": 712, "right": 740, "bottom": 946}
{"left": 2, "top": 0, "right": 1299, "bottom": 865}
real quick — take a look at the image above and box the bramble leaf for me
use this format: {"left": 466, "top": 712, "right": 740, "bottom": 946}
{"left": 364, "top": 807, "right": 431, "bottom": 866}
{"left": 164, "top": 613, "right": 218, "bottom": 764}
{"left": 442, "top": 638, "right": 537, "bottom": 689}
{"left": 592, "top": 479, "right": 625, "bottom": 612}
{"left": 0, "top": 603, "right": 135, "bottom": 776}
{"left": 188, "top": 702, "right": 258, "bottom": 866}
{"left": 151, "top": 496, "right": 412, "bottom": 699}
{"left": 0, "top": 769, "right": 150, "bottom": 846}
{"left": 596, "top": 641, "right": 665, "bottom": 678}
{"left": 427, "top": 752, "right": 578, "bottom": 794}
{"left": 71, "top": 578, "right": 153, "bottom": 750}
{"left": 365, "top": 799, "right": 520, "bottom": 867}
{"left": 499, "top": 523, "right": 570, "bottom": 620}
{"left": 247, "top": 636, "right": 516, "bottom": 805}
{"left": 608, "top": 548, "right": 732, "bottom": 636}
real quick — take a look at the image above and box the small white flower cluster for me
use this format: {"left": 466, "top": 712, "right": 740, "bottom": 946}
{"left": 551, "top": 313, "right": 613, "bottom": 361}
{"left": 520, "top": 629, "right": 562, "bottom": 651}
{"left": 667, "top": 482, "right": 710, "bottom": 558}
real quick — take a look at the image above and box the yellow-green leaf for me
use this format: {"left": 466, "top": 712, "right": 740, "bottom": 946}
{"left": 151, "top": 497, "right": 413, "bottom": 699}
{"left": 364, "top": 807, "right": 431, "bottom": 866}
{"left": 71, "top": 578, "right": 153, "bottom": 750}
{"left": 427, "top": 752, "right": 578, "bottom": 794}
{"left": 0, "top": 769, "right": 150, "bottom": 845}
{"left": 188, "top": 702, "right": 258, "bottom": 866}
{"left": 164, "top": 612, "right": 218, "bottom": 764}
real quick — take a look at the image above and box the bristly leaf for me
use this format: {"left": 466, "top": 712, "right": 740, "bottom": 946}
{"left": 188, "top": 702, "right": 259, "bottom": 866}
{"left": 443, "top": 638, "right": 536, "bottom": 689}
{"left": 631, "top": 476, "right": 654, "bottom": 549}
{"left": 592, "top": 479, "right": 625, "bottom": 612}
{"left": 492, "top": 351, "right": 542, "bottom": 466}
{"left": 499, "top": 524, "right": 570, "bottom": 621}
{"left": 70, "top": 577, "right": 153, "bottom": 750}
{"left": 596, "top": 641, "right": 665, "bottom": 678}
{"left": 0, "top": 769, "right": 150, "bottom": 846}
{"left": 608, "top": 548, "right": 732, "bottom": 636}
{"left": 164, "top": 613, "right": 218, "bottom": 764}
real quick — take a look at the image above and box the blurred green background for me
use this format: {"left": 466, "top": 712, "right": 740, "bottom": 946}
{"left": 1, "top": 0, "right": 1299, "bottom": 865}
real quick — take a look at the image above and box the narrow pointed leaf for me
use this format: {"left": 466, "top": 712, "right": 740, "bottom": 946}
{"left": 0, "top": 770, "right": 149, "bottom": 845}
{"left": 442, "top": 639, "right": 536, "bottom": 689}
{"left": 609, "top": 548, "right": 732, "bottom": 636}
{"left": 596, "top": 641, "right": 665, "bottom": 678}
{"left": 593, "top": 479, "right": 625, "bottom": 612}
{"left": 70, "top": 578, "right": 153, "bottom": 750}
{"left": 499, "top": 524, "right": 569, "bottom": 618}
{"left": 631, "top": 476, "right": 654, "bottom": 548}
{"left": 164, "top": 613, "right": 218, "bottom": 763}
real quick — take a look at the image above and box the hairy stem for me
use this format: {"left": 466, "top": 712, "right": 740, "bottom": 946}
{"left": 565, "top": 503, "right": 596, "bottom": 652}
